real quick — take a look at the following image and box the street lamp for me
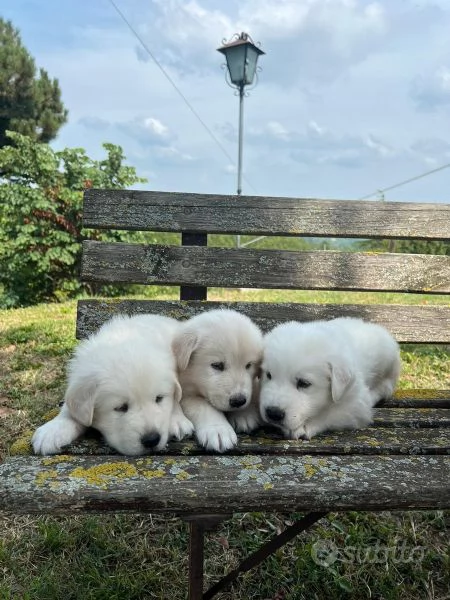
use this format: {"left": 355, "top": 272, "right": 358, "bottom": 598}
{"left": 217, "top": 32, "right": 264, "bottom": 247}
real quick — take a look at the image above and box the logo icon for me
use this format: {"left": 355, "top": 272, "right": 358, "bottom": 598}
{"left": 311, "top": 540, "right": 339, "bottom": 567}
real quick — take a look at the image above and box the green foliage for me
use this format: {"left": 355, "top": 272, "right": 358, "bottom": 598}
{"left": 209, "top": 233, "right": 316, "bottom": 250}
{"left": 356, "top": 238, "right": 449, "bottom": 255}
{"left": 0, "top": 19, "right": 68, "bottom": 147}
{"left": 0, "top": 132, "right": 146, "bottom": 307}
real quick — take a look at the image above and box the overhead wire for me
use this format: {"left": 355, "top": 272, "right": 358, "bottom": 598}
{"left": 108, "top": 1, "right": 450, "bottom": 213}
{"left": 107, "top": 0, "right": 258, "bottom": 193}
{"left": 358, "top": 161, "right": 450, "bottom": 200}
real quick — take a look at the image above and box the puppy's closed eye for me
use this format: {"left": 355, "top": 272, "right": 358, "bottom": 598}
{"left": 114, "top": 403, "right": 129, "bottom": 413}
{"left": 155, "top": 395, "right": 163, "bottom": 404}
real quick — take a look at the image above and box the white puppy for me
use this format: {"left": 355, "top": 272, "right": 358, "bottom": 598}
{"left": 259, "top": 317, "right": 401, "bottom": 439}
{"left": 32, "top": 314, "right": 193, "bottom": 455}
{"left": 173, "top": 309, "right": 264, "bottom": 452}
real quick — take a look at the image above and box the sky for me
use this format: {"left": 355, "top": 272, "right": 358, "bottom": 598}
{"left": 3, "top": 0, "right": 450, "bottom": 203}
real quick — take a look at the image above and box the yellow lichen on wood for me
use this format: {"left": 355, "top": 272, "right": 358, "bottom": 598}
{"left": 303, "top": 464, "right": 317, "bottom": 478}
{"left": 9, "top": 432, "right": 33, "bottom": 456}
{"left": 142, "top": 469, "right": 165, "bottom": 479}
{"left": 43, "top": 408, "right": 61, "bottom": 422}
{"left": 70, "top": 462, "right": 139, "bottom": 487}
{"left": 42, "top": 455, "right": 75, "bottom": 466}
{"left": 35, "top": 469, "right": 59, "bottom": 486}
{"left": 181, "top": 442, "right": 197, "bottom": 455}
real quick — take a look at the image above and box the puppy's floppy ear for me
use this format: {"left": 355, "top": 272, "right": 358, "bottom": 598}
{"left": 173, "top": 379, "right": 182, "bottom": 403}
{"left": 328, "top": 356, "right": 354, "bottom": 403}
{"left": 172, "top": 327, "right": 199, "bottom": 371}
{"left": 64, "top": 374, "right": 97, "bottom": 426}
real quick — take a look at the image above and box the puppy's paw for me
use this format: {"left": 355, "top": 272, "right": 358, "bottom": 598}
{"left": 227, "top": 408, "right": 262, "bottom": 434}
{"left": 32, "top": 417, "right": 84, "bottom": 455}
{"left": 196, "top": 423, "right": 238, "bottom": 453}
{"left": 169, "top": 413, "right": 194, "bottom": 441}
{"left": 284, "top": 424, "right": 309, "bottom": 441}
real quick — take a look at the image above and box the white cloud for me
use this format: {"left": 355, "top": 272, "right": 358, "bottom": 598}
{"left": 147, "top": 0, "right": 389, "bottom": 86}
{"left": 143, "top": 117, "right": 171, "bottom": 139}
{"left": 78, "top": 116, "right": 110, "bottom": 131}
{"left": 248, "top": 120, "right": 396, "bottom": 168}
{"left": 117, "top": 116, "right": 176, "bottom": 146}
{"left": 411, "top": 65, "right": 450, "bottom": 111}
{"left": 410, "top": 138, "right": 450, "bottom": 165}
{"left": 7, "top": 0, "right": 450, "bottom": 201}
{"left": 155, "top": 146, "right": 194, "bottom": 162}
{"left": 265, "top": 121, "right": 290, "bottom": 140}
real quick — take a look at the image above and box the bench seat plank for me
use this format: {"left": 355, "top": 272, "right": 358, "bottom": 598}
{"left": 56, "top": 426, "right": 449, "bottom": 457}
{"left": 83, "top": 190, "right": 450, "bottom": 240}
{"left": 76, "top": 300, "right": 450, "bottom": 343}
{"left": 1, "top": 455, "right": 448, "bottom": 514}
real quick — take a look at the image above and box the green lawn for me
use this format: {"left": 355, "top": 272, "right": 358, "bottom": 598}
{"left": 0, "top": 293, "right": 448, "bottom": 599}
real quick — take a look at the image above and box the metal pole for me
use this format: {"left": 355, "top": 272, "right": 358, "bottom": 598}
{"left": 236, "top": 83, "right": 245, "bottom": 248}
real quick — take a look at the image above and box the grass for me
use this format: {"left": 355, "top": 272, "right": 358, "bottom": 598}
{"left": 0, "top": 291, "right": 449, "bottom": 600}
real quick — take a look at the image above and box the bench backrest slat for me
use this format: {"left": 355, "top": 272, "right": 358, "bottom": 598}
{"left": 81, "top": 242, "right": 450, "bottom": 294}
{"left": 80, "top": 190, "right": 450, "bottom": 347}
{"left": 83, "top": 190, "right": 450, "bottom": 240}
{"left": 76, "top": 299, "right": 450, "bottom": 343}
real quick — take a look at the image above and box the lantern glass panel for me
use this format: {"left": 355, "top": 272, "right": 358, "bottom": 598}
{"left": 243, "top": 44, "right": 259, "bottom": 85}
{"left": 224, "top": 45, "right": 246, "bottom": 85}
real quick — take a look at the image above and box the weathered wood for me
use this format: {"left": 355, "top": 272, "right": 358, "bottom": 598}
{"left": 83, "top": 190, "right": 450, "bottom": 240}
{"left": 76, "top": 299, "right": 450, "bottom": 343}
{"left": 81, "top": 243, "right": 450, "bottom": 294}
{"left": 3, "top": 187, "right": 449, "bottom": 598}
{"left": 372, "top": 408, "right": 450, "bottom": 427}
{"left": 53, "top": 426, "right": 450, "bottom": 457}
{"left": 1, "top": 455, "right": 449, "bottom": 514}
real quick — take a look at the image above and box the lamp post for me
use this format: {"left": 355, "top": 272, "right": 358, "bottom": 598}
{"left": 217, "top": 32, "right": 264, "bottom": 247}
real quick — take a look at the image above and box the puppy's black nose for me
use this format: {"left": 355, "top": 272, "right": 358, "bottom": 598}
{"left": 229, "top": 394, "right": 247, "bottom": 408}
{"left": 141, "top": 432, "right": 161, "bottom": 448}
{"left": 265, "top": 406, "right": 285, "bottom": 423}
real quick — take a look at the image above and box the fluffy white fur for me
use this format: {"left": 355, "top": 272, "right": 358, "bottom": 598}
{"left": 32, "top": 314, "right": 193, "bottom": 455}
{"left": 173, "top": 309, "right": 264, "bottom": 452}
{"left": 259, "top": 317, "right": 401, "bottom": 439}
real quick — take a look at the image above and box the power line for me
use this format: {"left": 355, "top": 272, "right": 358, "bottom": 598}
{"left": 107, "top": 0, "right": 257, "bottom": 193}
{"left": 359, "top": 161, "right": 450, "bottom": 200}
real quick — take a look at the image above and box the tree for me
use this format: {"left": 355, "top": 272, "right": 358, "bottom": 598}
{"left": 0, "top": 132, "right": 146, "bottom": 307}
{"left": 0, "top": 19, "right": 68, "bottom": 148}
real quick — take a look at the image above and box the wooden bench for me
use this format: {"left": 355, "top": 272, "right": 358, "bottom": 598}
{"left": 1, "top": 190, "right": 449, "bottom": 599}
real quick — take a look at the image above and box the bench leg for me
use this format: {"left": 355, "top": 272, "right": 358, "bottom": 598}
{"left": 203, "top": 511, "right": 327, "bottom": 600}
{"left": 184, "top": 515, "right": 230, "bottom": 600}
{"left": 188, "top": 520, "right": 205, "bottom": 600}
